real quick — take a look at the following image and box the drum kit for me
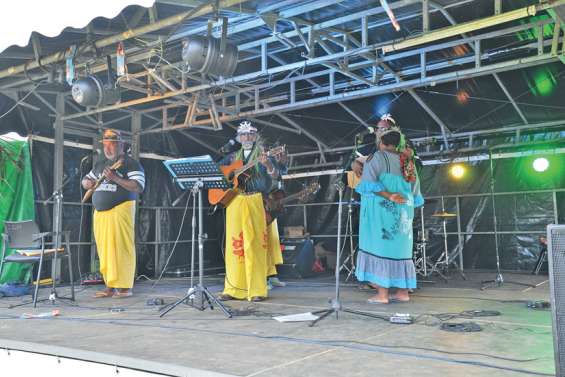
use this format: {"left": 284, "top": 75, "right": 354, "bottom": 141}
{"left": 413, "top": 197, "right": 465, "bottom": 281}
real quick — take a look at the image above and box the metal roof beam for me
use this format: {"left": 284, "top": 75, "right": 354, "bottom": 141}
{"left": 0, "top": 0, "right": 250, "bottom": 80}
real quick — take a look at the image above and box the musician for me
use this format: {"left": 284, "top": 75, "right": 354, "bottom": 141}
{"left": 350, "top": 114, "right": 421, "bottom": 179}
{"left": 81, "top": 129, "right": 145, "bottom": 298}
{"left": 355, "top": 120, "right": 423, "bottom": 304}
{"left": 218, "top": 120, "right": 287, "bottom": 302}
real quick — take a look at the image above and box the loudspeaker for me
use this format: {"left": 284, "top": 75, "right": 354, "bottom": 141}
{"left": 277, "top": 238, "right": 315, "bottom": 278}
{"left": 547, "top": 225, "right": 565, "bottom": 377}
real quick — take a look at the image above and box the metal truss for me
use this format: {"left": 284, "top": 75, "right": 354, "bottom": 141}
{"left": 1, "top": 0, "right": 564, "bottom": 159}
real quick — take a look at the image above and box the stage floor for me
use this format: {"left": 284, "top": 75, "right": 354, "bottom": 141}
{"left": 0, "top": 272, "right": 555, "bottom": 377}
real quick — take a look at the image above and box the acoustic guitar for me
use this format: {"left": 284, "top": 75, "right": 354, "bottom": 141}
{"left": 81, "top": 158, "right": 124, "bottom": 203}
{"left": 208, "top": 145, "right": 286, "bottom": 207}
{"left": 263, "top": 182, "right": 320, "bottom": 225}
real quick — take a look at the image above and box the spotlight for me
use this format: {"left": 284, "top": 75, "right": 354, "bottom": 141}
{"left": 533, "top": 157, "right": 549, "bottom": 172}
{"left": 71, "top": 75, "right": 121, "bottom": 107}
{"left": 449, "top": 164, "right": 466, "bottom": 179}
{"left": 182, "top": 36, "right": 238, "bottom": 77}
{"left": 72, "top": 55, "right": 121, "bottom": 107}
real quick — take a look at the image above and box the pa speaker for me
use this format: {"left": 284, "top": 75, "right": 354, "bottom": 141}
{"left": 277, "top": 238, "right": 315, "bottom": 278}
{"left": 547, "top": 224, "right": 565, "bottom": 377}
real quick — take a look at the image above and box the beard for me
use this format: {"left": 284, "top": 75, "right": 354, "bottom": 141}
{"left": 242, "top": 141, "right": 254, "bottom": 150}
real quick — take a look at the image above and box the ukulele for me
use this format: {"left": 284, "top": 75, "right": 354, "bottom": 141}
{"left": 208, "top": 145, "right": 286, "bottom": 207}
{"left": 263, "top": 182, "right": 321, "bottom": 225}
{"left": 81, "top": 158, "right": 124, "bottom": 203}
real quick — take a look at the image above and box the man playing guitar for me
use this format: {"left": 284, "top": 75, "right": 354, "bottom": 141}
{"left": 217, "top": 120, "right": 287, "bottom": 302}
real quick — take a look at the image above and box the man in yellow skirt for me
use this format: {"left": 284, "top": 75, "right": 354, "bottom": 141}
{"left": 218, "top": 121, "right": 286, "bottom": 302}
{"left": 82, "top": 129, "right": 145, "bottom": 298}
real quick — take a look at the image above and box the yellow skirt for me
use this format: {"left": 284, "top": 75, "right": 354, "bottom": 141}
{"left": 93, "top": 200, "right": 136, "bottom": 289}
{"left": 223, "top": 193, "right": 282, "bottom": 300}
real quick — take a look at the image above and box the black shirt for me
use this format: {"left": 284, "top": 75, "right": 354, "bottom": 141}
{"left": 85, "top": 155, "right": 145, "bottom": 211}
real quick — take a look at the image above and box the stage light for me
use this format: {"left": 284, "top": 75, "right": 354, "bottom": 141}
{"left": 456, "top": 89, "right": 470, "bottom": 104}
{"left": 71, "top": 75, "right": 121, "bottom": 107}
{"left": 182, "top": 36, "right": 238, "bottom": 77}
{"left": 449, "top": 164, "right": 466, "bottom": 179}
{"left": 533, "top": 157, "right": 549, "bottom": 172}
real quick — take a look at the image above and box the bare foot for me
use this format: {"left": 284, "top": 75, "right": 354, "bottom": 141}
{"left": 390, "top": 292, "right": 410, "bottom": 302}
{"left": 367, "top": 294, "right": 389, "bottom": 304}
{"left": 93, "top": 287, "right": 113, "bottom": 298}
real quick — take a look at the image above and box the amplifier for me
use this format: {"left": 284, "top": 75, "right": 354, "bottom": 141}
{"left": 547, "top": 224, "right": 565, "bottom": 377}
{"left": 277, "top": 238, "right": 315, "bottom": 278}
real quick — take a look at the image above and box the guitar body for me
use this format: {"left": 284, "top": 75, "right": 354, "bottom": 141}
{"left": 208, "top": 160, "right": 244, "bottom": 206}
{"left": 208, "top": 145, "right": 286, "bottom": 207}
{"left": 346, "top": 170, "right": 361, "bottom": 189}
{"left": 263, "top": 189, "right": 286, "bottom": 225}
{"left": 81, "top": 158, "right": 124, "bottom": 203}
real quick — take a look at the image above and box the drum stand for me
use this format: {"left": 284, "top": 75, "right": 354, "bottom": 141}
{"left": 413, "top": 207, "right": 435, "bottom": 283}
{"left": 428, "top": 197, "right": 465, "bottom": 281}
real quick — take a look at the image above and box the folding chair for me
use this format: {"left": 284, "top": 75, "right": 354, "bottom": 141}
{"left": 0, "top": 220, "right": 75, "bottom": 308}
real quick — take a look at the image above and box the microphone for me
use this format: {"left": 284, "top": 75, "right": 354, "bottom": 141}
{"left": 219, "top": 139, "right": 241, "bottom": 154}
{"left": 355, "top": 126, "right": 375, "bottom": 143}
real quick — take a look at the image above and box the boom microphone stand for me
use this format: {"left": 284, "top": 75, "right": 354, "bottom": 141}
{"left": 310, "top": 140, "right": 385, "bottom": 327}
{"left": 481, "top": 150, "right": 535, "bottom": 290}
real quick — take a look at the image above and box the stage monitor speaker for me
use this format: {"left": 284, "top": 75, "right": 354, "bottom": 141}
{"left": 277, "top": 238, "right": 315, "bottom": 278}
{"left": 547, "top": 224, "right": 565, "bottom": 377}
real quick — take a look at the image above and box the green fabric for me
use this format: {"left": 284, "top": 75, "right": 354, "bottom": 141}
{"left": 0, "top": 137, "right": 35, "bottom": 284}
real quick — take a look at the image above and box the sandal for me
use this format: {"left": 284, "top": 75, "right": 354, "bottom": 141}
{"left": 218, "top": 293, "right": 234, "bottom": 301}
{"left": 112, "top": 290, "right": 133, "bottom": 298}
{"left": 251, "top": 296, "right": 265, "bottom": 302}
{"left": 94, "top": 289, "right": 114, "bottom": 298}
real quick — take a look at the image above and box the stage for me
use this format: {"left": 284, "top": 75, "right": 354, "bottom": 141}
{"left": 0, "top": 272, "right": 554, "bottom": 377}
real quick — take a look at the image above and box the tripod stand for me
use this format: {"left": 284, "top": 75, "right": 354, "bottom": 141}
{"left": 310, "top": 182, "right": 388, "bottom": 326}
{"left": 481, "top": 150, "right": 535, "bottom": 290}
{"left": 427, "top": 197, "right": 466, "bottom": 281}
{"left": 160, "top": 156, "right": 232, "bottom": 318}
{"left": 11, "top": 180, "right": 76, "bottom": 308}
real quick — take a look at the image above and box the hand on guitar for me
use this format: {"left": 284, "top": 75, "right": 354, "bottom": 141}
{"left": 258, "top": 150, "right": 275, "bottom": 172}
{"left": 103, "top": 167, "right": 118, "bottom": 182}
{"left": 82, "top": 178, "right": 95, "bottom": 190}
{"left": 351, "top": 160, "right": 363, "bottom": 178}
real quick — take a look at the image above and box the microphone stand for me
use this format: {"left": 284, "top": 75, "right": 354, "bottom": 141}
{"left": 310, "top": 135, "right": 382, "bottom": 326}
{"left": 36, "top": 175, "right": 76, "bottom": 306}
{"left": 481, "top": 150, "right": 536, "bottom": 290}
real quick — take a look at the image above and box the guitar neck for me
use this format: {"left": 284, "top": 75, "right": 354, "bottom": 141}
{"left": 234, "top": 159, "right": 258, "bottom": 176}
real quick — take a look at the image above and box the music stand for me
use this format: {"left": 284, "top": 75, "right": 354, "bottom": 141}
{"left": 160, "top": 155, "right": 232, "bottom": 318}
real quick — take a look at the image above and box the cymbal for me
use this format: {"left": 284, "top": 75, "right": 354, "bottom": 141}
{"left": 431, "top": 211, "right": 457, "bottom": 218}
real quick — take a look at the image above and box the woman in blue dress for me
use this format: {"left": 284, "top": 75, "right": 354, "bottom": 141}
{"left": 355, "top": 118, "right": 424, "bottom": 304}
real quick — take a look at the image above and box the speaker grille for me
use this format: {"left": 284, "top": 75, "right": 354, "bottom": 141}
{"left": 547, "top": 225, "right": 565, "bottom": 376}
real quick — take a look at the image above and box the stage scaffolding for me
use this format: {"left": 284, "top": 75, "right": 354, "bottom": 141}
{"left": 36, "top": 186, "right": 563, "bottom": 278}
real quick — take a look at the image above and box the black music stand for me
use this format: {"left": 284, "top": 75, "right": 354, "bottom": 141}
{"left": 160, "top": 155, "right": 232, "bottom": 318}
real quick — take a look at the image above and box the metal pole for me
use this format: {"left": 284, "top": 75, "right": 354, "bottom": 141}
{"left": 420, "top": 206, "right": 427, "bottom": 276}
{"left": 334, "top": 184, "right": 344, "bottom": 318}
{"left": 198, "top": 184, "right": 204, "bottom": 288}
{"left": 52, "top": 93, "right": 65, "bottom": 282}
{"left": 456, "top": 196, "right": 464, "bottom": 270}
{"left": 490, "top": 151, "right": 501, "bottom": 276}
{"left": 154, "top": 208, "right": 161, "bottom": 278}
{"left": 553, "top": 190, "right": 559, "bottom": 224}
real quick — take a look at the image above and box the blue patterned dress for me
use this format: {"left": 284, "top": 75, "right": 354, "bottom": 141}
{"left": 355, "top": 150, "right": 424, "bottom": 289}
